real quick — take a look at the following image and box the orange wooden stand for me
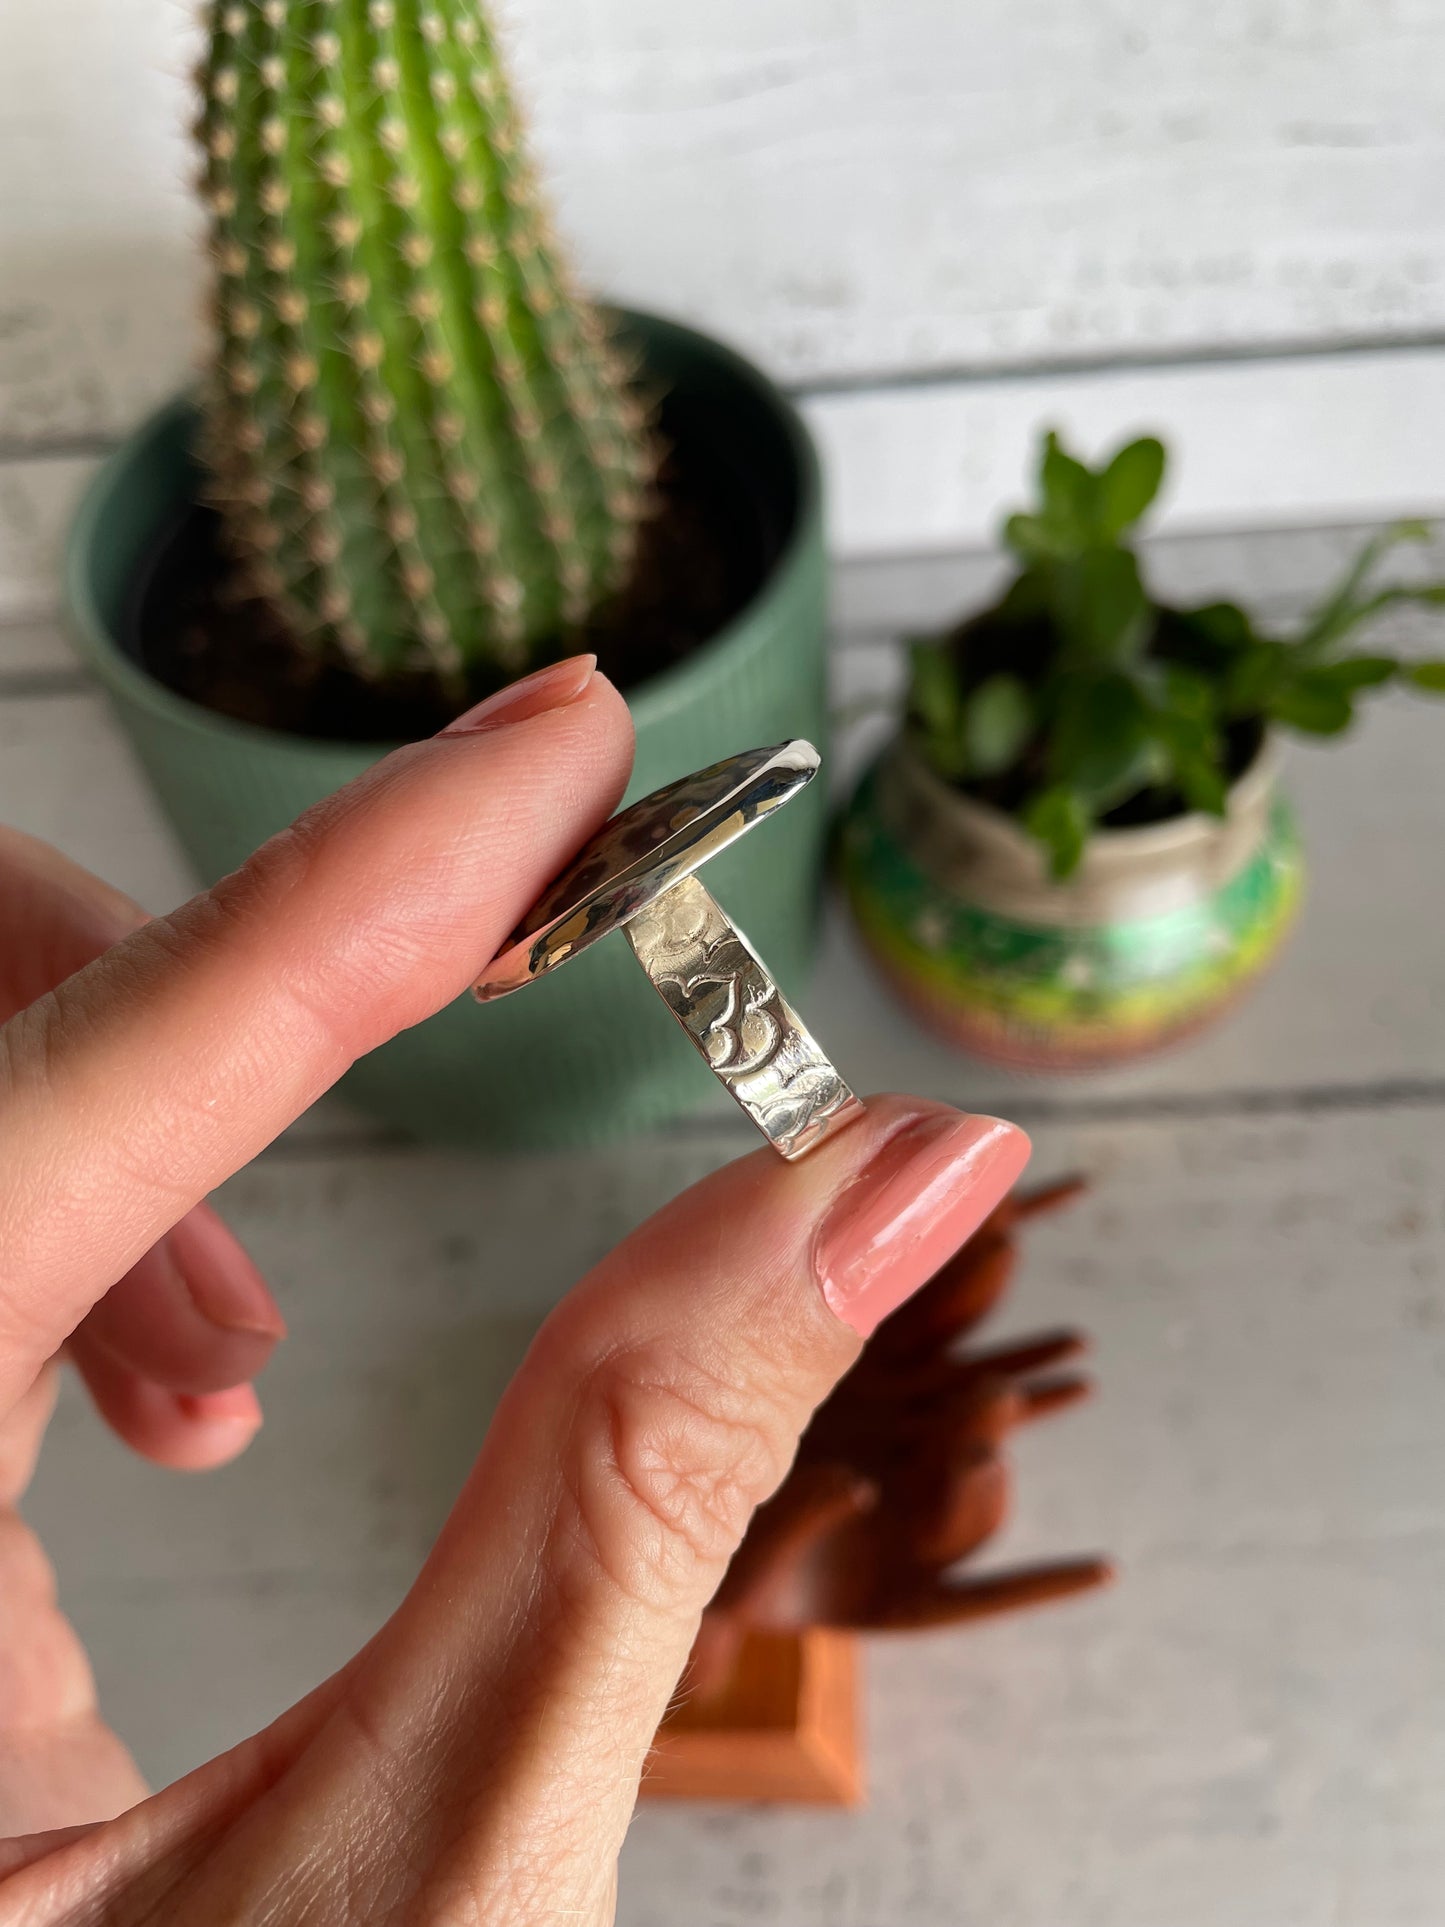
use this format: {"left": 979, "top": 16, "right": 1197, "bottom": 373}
{"left": 641, "top": 1629, "right": 862, "bottom": 1805}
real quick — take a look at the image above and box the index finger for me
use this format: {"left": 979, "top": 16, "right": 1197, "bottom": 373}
{"left": 0, "top": 660, "right": 633, "bottom": 1409}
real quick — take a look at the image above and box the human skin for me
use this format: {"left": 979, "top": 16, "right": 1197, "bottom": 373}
{"left": 0, "top": 660, "right": 1027, "bottom": 1923}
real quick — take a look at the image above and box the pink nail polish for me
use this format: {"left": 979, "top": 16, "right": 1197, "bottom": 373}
{"left": 177, "top": 1385, "right": 264, "bottom": 1429}
{"left": 440, "top": 654, "right": 597, "bottom": 735}
{"left": 814, "top": 1112, "right": 1031, "bottom": 1337}
{"left": 170, "top": 1212, "right": 287, "bottom": 1341}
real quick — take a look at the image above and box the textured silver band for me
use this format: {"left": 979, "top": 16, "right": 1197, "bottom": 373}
{"left": 624, "top": 874, "right": 865, "bottom": 1160}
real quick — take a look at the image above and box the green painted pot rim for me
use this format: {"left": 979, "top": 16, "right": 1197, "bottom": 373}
{"left": 64, "top": 307, "right": 823, "bottom": 756}
{"left": 893, "top": 725, "right": 1280, "bottom": 862}
{"left": 871, "top": 729, "right": 1284, "bottom": 930}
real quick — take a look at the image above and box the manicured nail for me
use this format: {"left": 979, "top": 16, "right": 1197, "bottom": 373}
{"left": 440, "top": 654, "right": 597, "bottom": 735}
{"left": 170, "top": 1212, "right": 287, "bottom": 1341}
{"left": 814, "top": 1112, "right": 1032, "bottom": 1337}
{"left": 177, "top": 1384, "right": 263, "bottom": 1430}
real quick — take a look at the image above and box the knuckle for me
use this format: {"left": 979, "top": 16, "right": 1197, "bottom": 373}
{"left": 202, "top": 809, "right": 440, "bottom": 1052}
{"left": 186, "top": 821, "right": 315, "bottom": 954}
{"left": 569, "top": 1342, "right": 795, "bottom": 1608}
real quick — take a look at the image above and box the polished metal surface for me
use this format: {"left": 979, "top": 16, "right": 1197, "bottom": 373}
{"left": 474, "top": 740, "right": 820, "bottom": 1000}
{"left": 473, "top": 739, "right": 862, "bottom": 1158}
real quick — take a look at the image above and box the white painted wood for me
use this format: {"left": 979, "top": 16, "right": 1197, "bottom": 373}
{"left": 811, "top": 347, "right": 1445, "bottom": 557}
{"left": 0, "top": 454, "right": 95, "bottom": 620}
{"left": 833, "top": 520, "right": 1445, "bottom": 638}
{"left": 6, "top": 0, "right": 1445, "bottom": 421}
{"left": 0, "top": 618, "right": 81, "bottom": 680}
{"left": 6, "top": 0, "right": 1445, "bottom": 556}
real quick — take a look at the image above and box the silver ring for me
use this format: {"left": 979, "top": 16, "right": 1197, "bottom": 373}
{"left": 473, "top": 741, "right": 865, "bottom": 1160}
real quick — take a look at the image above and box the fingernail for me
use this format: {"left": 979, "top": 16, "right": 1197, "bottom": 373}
{"left": 814, "top": 1112, "right": 1032, "bottom": 1337}
{"left": 170, "top": 1214, "right": 287, "bottom": 1341}
{"left": 440, "top": 654, "right": 597, "bottom": 735}
{"left": 178, "top": 1384, "right": 263, "bottom": 1430}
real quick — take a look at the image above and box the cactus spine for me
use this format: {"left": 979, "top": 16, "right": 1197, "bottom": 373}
{"left": 196, "top": 0, "right": 658, "bottom": 686}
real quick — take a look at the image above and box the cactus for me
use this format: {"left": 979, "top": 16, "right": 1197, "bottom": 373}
{"left": 194, "top": 0, "right": 659, "bottom": 691}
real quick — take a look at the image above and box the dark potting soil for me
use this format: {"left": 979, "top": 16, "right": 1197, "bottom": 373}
{"left": 127, "top": 422, "right": 777, "bottom": 745}
{"left": 956, "top": 713, "right": 1264, "bottom": 830}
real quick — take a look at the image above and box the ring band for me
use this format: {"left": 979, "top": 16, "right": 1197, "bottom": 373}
{"left": 624, "top": 874, "right": 864, "bottom": 1160}
{"left": 473, "top": 740, "right": 863, "bottom": 1160}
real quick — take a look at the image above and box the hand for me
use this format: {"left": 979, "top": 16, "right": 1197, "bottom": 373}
{"left": 691, "top": 1179, "right": 1111, "bottom": 1694}
{"left": 0, "top": 659, "right": 1028, "bottom": 1923}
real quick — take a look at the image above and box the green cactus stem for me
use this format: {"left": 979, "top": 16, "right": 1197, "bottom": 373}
{"left": 195, "top": 0, "right": 659, "bottom": 689}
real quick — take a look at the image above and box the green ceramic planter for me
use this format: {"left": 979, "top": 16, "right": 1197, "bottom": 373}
{"left": 841, "top": 734, "right": 1303, "bottom": 1072}
{"left": 66, "top": 312, "right": 828, "bottom": 1148}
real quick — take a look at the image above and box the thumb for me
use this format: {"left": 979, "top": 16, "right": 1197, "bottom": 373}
{"left": 1, "top": 1099, "right": 1028, "bottom": 1922}
{"left": 279, "top": 1098, "right": 1030, "bottom": 1916}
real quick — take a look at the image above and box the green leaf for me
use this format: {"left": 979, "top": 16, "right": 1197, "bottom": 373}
{"left": 962, "top": 674, "right": 1033, "bottom": 776}
{"left": 1050, "top": 547, "right": 1151, "bottom": 665}
{"left": 1146, "top": 678, "right": 1226, "bottom": 809}
{"left": 1298, "top": 522, "right": 1444, "bottom": 653}
{"left": 1297, "top": 527, "right": 1399, "bottom": 651}
{"left": 907, "top": 641, "right": 968, "bottom": 776}
{"left": 1174, "top": 756, "right": 1229, "bottom": 816}
{"left": 1040, "top": 431, "right": 1096, "bottom": 535}
{"left": 1156, "top": 662, "right": 1218, "bottom": 719}
{"left": 1096, "top": 436, "right": 1166, "bottom": 537}
{"left": 1405, "top": 660, "right": 1445, "bottom": 692}
{"left": 1181, "top": 600, "right": 1256, "bottom": 654}
{"left": 1306, "top": 655, "right": 1398, "bottom": 691}
{"left": 908, "top": 641, "right": 958, "bottom": 733}
{"left": 1224, "top": 641, "right": 1287, "bottom": 715}
{"left": 1271, "top": 678, "right": 1355, "bottom": 735}
{"left": 1348, "top": 584, "right": 1445, "bottom": 624}
{"left": 995, "top": 565, "right": 1051, "bottom": 621}
{"left": 1004, "top": 512, "right": 1073, "bottom": 563}
{"left": 1024, "top": 785, "right": 1091, "bottom": 879}
{"left": 1048, "top": 672, "right": 1153, "bottom": 805}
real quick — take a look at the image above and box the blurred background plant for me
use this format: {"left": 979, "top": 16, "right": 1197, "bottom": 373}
{"left": 907, "top": 434, "right": 1445, "bottom": 876}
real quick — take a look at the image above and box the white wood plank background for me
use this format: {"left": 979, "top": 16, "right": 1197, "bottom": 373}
{"left": 8, "top": 0, "right": 1445, "bottom": 390}
{"left": 5, "top": 1, "right": 1445, "bottom": 550}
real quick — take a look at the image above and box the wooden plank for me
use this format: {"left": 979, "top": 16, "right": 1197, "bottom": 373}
{"left": 20, "top": 1102, "right": 1445, "bottom": 1920}
{"left": 832, "top": 519, "right": 1445, "bottom": 640}
{"left": 810, "top": 347, "right": 1445, "bottom": 557}
{"left": 0, "top": 454, "right": 95, "bottom": 621}
{"left": 6, "top": 0, "right": 1445, "bottom": 413}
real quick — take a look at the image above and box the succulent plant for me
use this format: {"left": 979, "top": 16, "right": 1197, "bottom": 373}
{"left": 194, "top": 0, "right": 659, "bottom": 692}
{"left": 909, "top": 432, "right": 1445, "bottom": 877}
